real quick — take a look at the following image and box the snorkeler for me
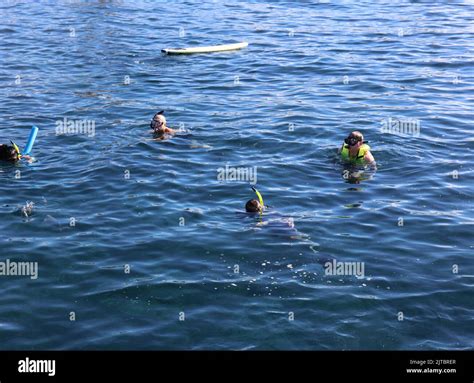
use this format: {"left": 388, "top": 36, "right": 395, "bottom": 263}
{"left": 246, "top": 186, "right": 265, "bottom": 213}
{"left": 339, "top": 131, "right": 375, "bottom": 165}
{"left": 244, "top": 186, "right": 305, "bottom": 237}
{"left": 0, "top": 142, "right": 31, "bottom": 162}
{"left": 1, "top": 127, "right": 38, "bottom": 163}
{"left": 150, "top": 111, "right": 176, "bottom": 137}
{"left": 243, "top": 187, "right": 334, "bottom": 270}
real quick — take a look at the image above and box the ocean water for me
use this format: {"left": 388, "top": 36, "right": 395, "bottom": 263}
{"left": 0, "top": 0, "right": 473, "bottom": 350}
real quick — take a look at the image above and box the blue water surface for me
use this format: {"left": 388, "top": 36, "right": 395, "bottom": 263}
{"left": 0, "top": 0, "right": 473, "bottom": 350}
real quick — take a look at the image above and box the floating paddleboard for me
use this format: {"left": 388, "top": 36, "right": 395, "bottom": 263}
{"left": 162, "top": 42, "right": 248, "bottom": 55}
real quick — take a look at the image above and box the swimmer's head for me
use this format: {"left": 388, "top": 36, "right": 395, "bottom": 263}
{"left": 150, "top": 111, "right": 167, "bottom": 133}
{"left": 0, "top": 144, "right": 20, "bottom": 162}
{"left": 345, "top": 131, "right": 364, "bottom": 147}
{"left": 245, "top": 199, "right": 263, "bottom": 213}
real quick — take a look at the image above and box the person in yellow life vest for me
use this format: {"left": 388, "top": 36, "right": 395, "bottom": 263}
{"left": 339, "top": 131, "right": 375, "bottom": 165}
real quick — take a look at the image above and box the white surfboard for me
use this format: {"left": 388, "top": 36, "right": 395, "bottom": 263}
{"left": 162, "top": 42, "right": 248, "bottom": 55}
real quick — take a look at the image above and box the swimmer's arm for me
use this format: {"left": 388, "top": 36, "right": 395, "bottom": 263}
{"left": 364, "top": 151, "right": 377, "bottom": 168}
{"left": 165, "top": 127, "right": 176, "bottom": 134}
{"left": 364, "top": 150, "right": 374, "bottom": 163}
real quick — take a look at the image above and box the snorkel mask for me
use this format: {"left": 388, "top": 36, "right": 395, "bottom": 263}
{"left": 150, "top": 110, "right": 166, "bottom": 132}
{"left": 344, "top": 135, "right": 362, "bottom": 147}
{"left": 251, "top": 186, "right": 265, "bottom": 212}
{"left": 10, "top": 141, "right": 22, "bottom": 160}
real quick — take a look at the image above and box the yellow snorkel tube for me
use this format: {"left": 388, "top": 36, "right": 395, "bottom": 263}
{"left": 10, "top": 141, "right": 22, "bottom": 160}
{"left": 251, "top": 186, "right": 265, "bottom": 212}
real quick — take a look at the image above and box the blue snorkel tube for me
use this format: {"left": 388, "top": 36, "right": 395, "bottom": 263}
{"left": 23, "top": 126, "right": 39, "bottom": 155}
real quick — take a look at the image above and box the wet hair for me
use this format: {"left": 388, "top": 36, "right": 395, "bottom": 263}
{"left": 0, "top": 144, "right": 19, "bottom": 162}
{"left": 245, "top": 199, "right": 262, "bottom": 213}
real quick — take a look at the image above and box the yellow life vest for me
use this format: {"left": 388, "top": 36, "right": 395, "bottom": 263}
{"left": 340, "top": 143, "right": 370, "bottom": 164}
